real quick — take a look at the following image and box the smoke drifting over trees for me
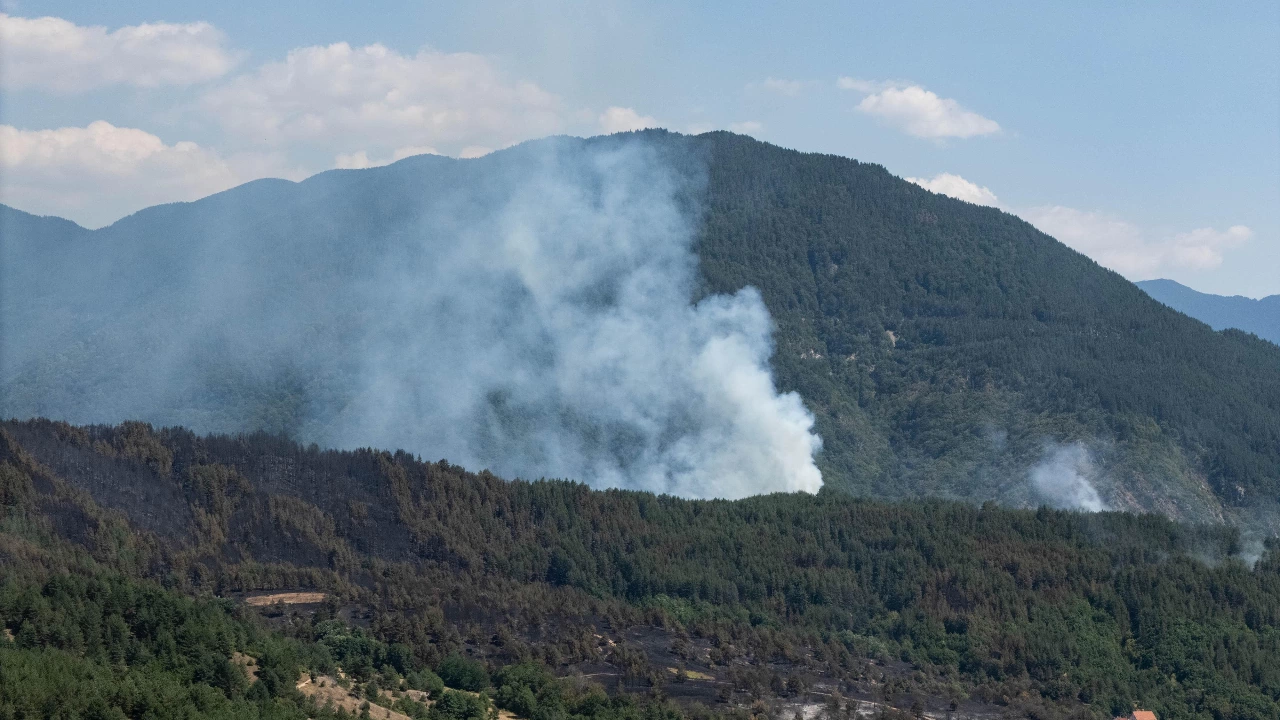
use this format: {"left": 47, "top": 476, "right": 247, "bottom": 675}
{"left": 1, "top": 135, "right": 822, "bottom": 498}
{"left": 330, "top": 139, "right": 822, "bottom": 496}
{"left": 6, "top": 130, "right": 1280, "bottom": 519}
{"left": 1029, "top": 443, "right": 1107, "bottom": 512}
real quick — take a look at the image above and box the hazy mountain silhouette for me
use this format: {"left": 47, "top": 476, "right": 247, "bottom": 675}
{"left": 1138, "top": 278, "right": 1279, "bottom": 346}
{"left": 4, "top": 131, "right": 1279, "bottom": 525}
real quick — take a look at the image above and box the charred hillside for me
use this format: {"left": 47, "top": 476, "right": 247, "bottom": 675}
{"left": 2, "top": 419, "right": 1279, "bottom": 719}
{"left": 3, "top": 131, "right": 1279, "bottom": 522}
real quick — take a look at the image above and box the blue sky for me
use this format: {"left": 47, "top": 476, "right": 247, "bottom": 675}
{"left": 2, "top": 0, "right": 1277, "bottom": 296}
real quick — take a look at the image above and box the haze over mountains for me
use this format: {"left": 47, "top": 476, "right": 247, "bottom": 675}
{"left": 1138, "top": 279, "right": 1280, "bottom": 346}
{"left": 3, "top": 131, "right": 1279, "bottom": 527}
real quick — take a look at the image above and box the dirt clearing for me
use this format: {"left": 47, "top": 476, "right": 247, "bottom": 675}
{"left": 297, "top": 675, "right": 413, "bottom": 720}
{"left": 243, "top": 591, "right": 328, "bottom": 606}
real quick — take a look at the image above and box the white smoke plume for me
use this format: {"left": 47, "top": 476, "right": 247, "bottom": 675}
{"left": 329, "top": 140, "right": 823, "bottom": 497}
{"left": 1028, "top": 442, "right": 1107, "bottom": 512}
{"left": 1237, "top": 536, "right": 1266, "bottom": 568}
{"left": 1, "top": 135, "right": 823, "bottom": 499}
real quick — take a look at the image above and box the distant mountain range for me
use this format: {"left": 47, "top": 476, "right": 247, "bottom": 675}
{"left": 1138, "top": 279, "right": 1280, "bottom": 346}
{"left": 3, "top": 131, "right": 1279, "bottom": 527}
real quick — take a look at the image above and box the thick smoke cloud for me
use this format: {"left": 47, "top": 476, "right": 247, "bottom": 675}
{"left": 331, "top": 141, "right": 823, "bottom": 496}
{"left": 1028, "top": 442, "right": 1107, "bottom": 512}
{"left": 1, "top": 135, "right": 823, "bottom": 498}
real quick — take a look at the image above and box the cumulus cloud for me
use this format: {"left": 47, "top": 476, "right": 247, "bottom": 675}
{"left": 0, "top": 13, "right": 236, "bottom": 92}
{"left": 1022, "top": 205, "right": 1252, "bottom": 277}
{"left": 680, "top": 120, "right": 761, "bottom": 136}
{"left": 836, "top": 77, "right": 887, "bottom": 93}
{"left": 728, "top": 120, "right": 764, "bottom": 136}
{"left": 906, "top": 172, "right": 1000, "bottom": 206}
{"left": 1167, "top": 226, "right": 1254, "bottom": 270}
{"left": 598, "top": 106, "right": 658, "bottom": 133}
{"left": 0, "top": 121, "right": 292, "bottom": 228}
{"left": 202, "top": 42, "right": 564, "bottom": 157}
{"left": 839, "top": 77, "right": 999, "bottom": 139}
{"left": 903, "top": 171, "right": 1252, "bottom": 278}
{"left": 334, "top": 145, "right": 439, "bottom": 170}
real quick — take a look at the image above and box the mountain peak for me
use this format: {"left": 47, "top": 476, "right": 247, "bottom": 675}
{"left": 4, "top": 133, "right": 1279, "bottom": 528}
{"left": 1138, "top": 278, "right": 1279, "bottom": 344}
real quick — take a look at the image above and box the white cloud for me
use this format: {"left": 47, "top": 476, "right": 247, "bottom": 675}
{"left": 334, "top": 145, "right": 440, "bottom": 170}
{"left": 839, "top": 78, "right": 999, "bottom": 139}
{"left": 903, "top": 171, "right": 1252, "bottom": 277}
{"left": 597, "top": 106, "right": 657, "bottom": 134}
{"left": 728, "top": 120, "right": 764, "bottom": 136}
{"left": 836, "top": 76, "right": 881, "bottom": 93}
{"left": 0, "top": 13, "right": 235, "bottom": 92}
{"left": 906, "top": 172, "right": 1000, "bottom": 206}
{"left": 859, "top": 86, "right": 1000, "bottom": 139}
{"left": 681, "top": 120, "right": 763, "bottom": 136}
{"left": 203, "top": 42, "right": 564, "bottom": 157}
{"left": 392, "top": 145, "right": 440, "bottom": 161}
{"left": 1023, "top": 206, "right": 1151, "bottom": 273}
{"left": 1167, "top": 226, "right": 1253, "bottom": 270}
{"left": 0, "top": 121, "right": 293, "bottom": 228}
{"left": 1022, "top": 205, "right": 1252, "bottom": 277}
{"left": 332, "top": 152, "right": 374, "bottom": 170}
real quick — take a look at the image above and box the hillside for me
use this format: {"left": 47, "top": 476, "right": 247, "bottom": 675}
{"left": 2, "top": 419, "right": 1278, "bottom": 720}
{"left": 1138, "top": 279, "right": 1280, "bottom": 346}
{"left": 3, "top": 131, "right": 1280, "bottom": 523}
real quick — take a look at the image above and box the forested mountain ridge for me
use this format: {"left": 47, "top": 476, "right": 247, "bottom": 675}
{"left": 3, "top": 131, "right": 1279, "bottom": 523}
{"left": 2, "top": 418, "right": 1279, "bottom": 720}
{"left": 692, "top": 135, "right": 1279, "bottom": 522}
{"left": 1138, "top": 279, "right": 1280, "bottom": 346}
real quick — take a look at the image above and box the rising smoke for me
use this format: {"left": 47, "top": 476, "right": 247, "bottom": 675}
{"left": 1028, "top": 442, "right": 1107, "bottom": 512}
{"left": 328, "top": 140, "right": 823, "bottom": 497}
{"left": 1, "top": 135, "right": 823, "bottom": 499}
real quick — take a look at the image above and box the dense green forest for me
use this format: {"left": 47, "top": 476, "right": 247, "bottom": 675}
{"left": 3, "top": 131, "right": 1279, "bottom": 523}
{"left": 2, "top": 420, "right": 1278, "bottom": 720}
{"left": 693, "top": 133, "right": 1280, "bottom": 518}
{"left": 0, "top": 566, "right": 690, "bottom": 720}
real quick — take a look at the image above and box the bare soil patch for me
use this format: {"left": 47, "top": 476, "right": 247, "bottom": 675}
{"left": 297, "top": 674, "right": 413, "bottom": 720}
{"left": 294, "top": 675, "right": 517, "bottom": 720}
{"left": 666, "top": 666, "right": 715, "bottom": 681}
{"left": 243, "top": 591, "right": 328, "bottom": 606}
{"left": 232, "top": 652, "right": 258, "bottom": 684}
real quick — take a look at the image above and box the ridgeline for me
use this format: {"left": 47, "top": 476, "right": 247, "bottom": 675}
{"left": 3, "top": 132, "right": 1279, "bottom": 524}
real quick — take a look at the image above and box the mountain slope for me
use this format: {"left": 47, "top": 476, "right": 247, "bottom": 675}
{"left": 694, "top": 136, "right": 1278, "bottom": 520}
{"left": 1138, "top": 279, "right": 1280, "bottom": 345}
{"left": 3, "top": 131, "right": 1279, "bottom": 522}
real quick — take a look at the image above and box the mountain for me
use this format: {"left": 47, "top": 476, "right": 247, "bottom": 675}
{"left": 3, "top": 131, "right": 1280, "bottom": 525}
{"left": 1138, "top": 279, "right": 1280, "bottom": 346}
{"left": 2, "top": 418, "right": 1278, "bottom": 719}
